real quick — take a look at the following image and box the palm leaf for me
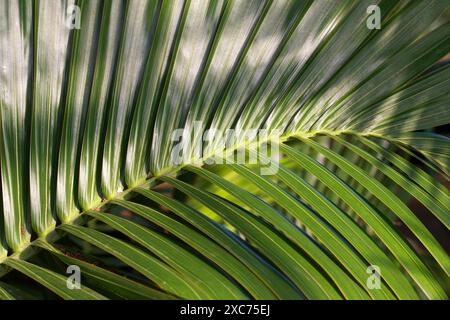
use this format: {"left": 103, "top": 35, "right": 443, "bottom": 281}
{"left": 0, "top": 0, "right": 449, "bottom": 300}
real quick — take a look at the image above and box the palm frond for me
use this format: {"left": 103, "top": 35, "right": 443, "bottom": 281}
{"left": 0, "top": 0, "right": 449, "bottom": 300}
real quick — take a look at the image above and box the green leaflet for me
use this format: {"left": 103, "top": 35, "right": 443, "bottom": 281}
{"left": 29, "top": 0, "right": 73, "bottom": 235}
{"left": 101, "top": 0, "right": 160, "bottom": 198}
{"left": 350, "top": 65, "right": 450, "bottom": 134}
{"left": 329, "top": 135, "right": 449, "bottom": 276}
{"left": 87, "top": 210, "right": 248, "bottom": 299}
{"left": 4, "top": 258, "right": 106, "bottom": 300}
{"left": 155, "top": 177, "right": 344, "bottom": 299}
{"left": 0, "top": 174, "right": 6, "bottom": 259}
{"left": 34, "top": 240, "right": 177, "bottom": 300}
{"left": 0, "top": 0, "right": 32, "bottom": 252}
{"left": 296, "top": 136, "right": 447, "bottom": 299}
{"left": 125, "top": 0, "right": 184, "bottom": 187}
{"left": 0, "top": 0, "right": 449, "bottom": 300}
{"left": 388, "top": 132, "right": 450, "bottom": 174}
{"left": 56, "top": 0, "right": 102, "bottom": 222}
{"left": 112, "top": 196, "right": 294, "bottom": 299}
{"left": 151, "top": 0, "right": 225, "bottom": 173}
{"left": 60, "top": 224, "right": 202, "bottom": 299}
{"left": 78, "top": 0, "right": 125, "bottom": 210}
{"left": 293, "top": 1, "right": 450, "bottom": 133}
{"left": 350, "top": 135, "right": 450, "bottom": 227}
{"left": 360, "top": 136, "right": 449, "bottom": 199}
{"left": 0, "top": 282, "right": 14, "bottom": 300}
{"left": 210, "top": 162, "right": 391, "bottom": 299}
{"left": 182, "top": 166, "right": 371, "bottom": 299}
{"left": 279, "top": 142, "right": 420, "bottom": 299}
